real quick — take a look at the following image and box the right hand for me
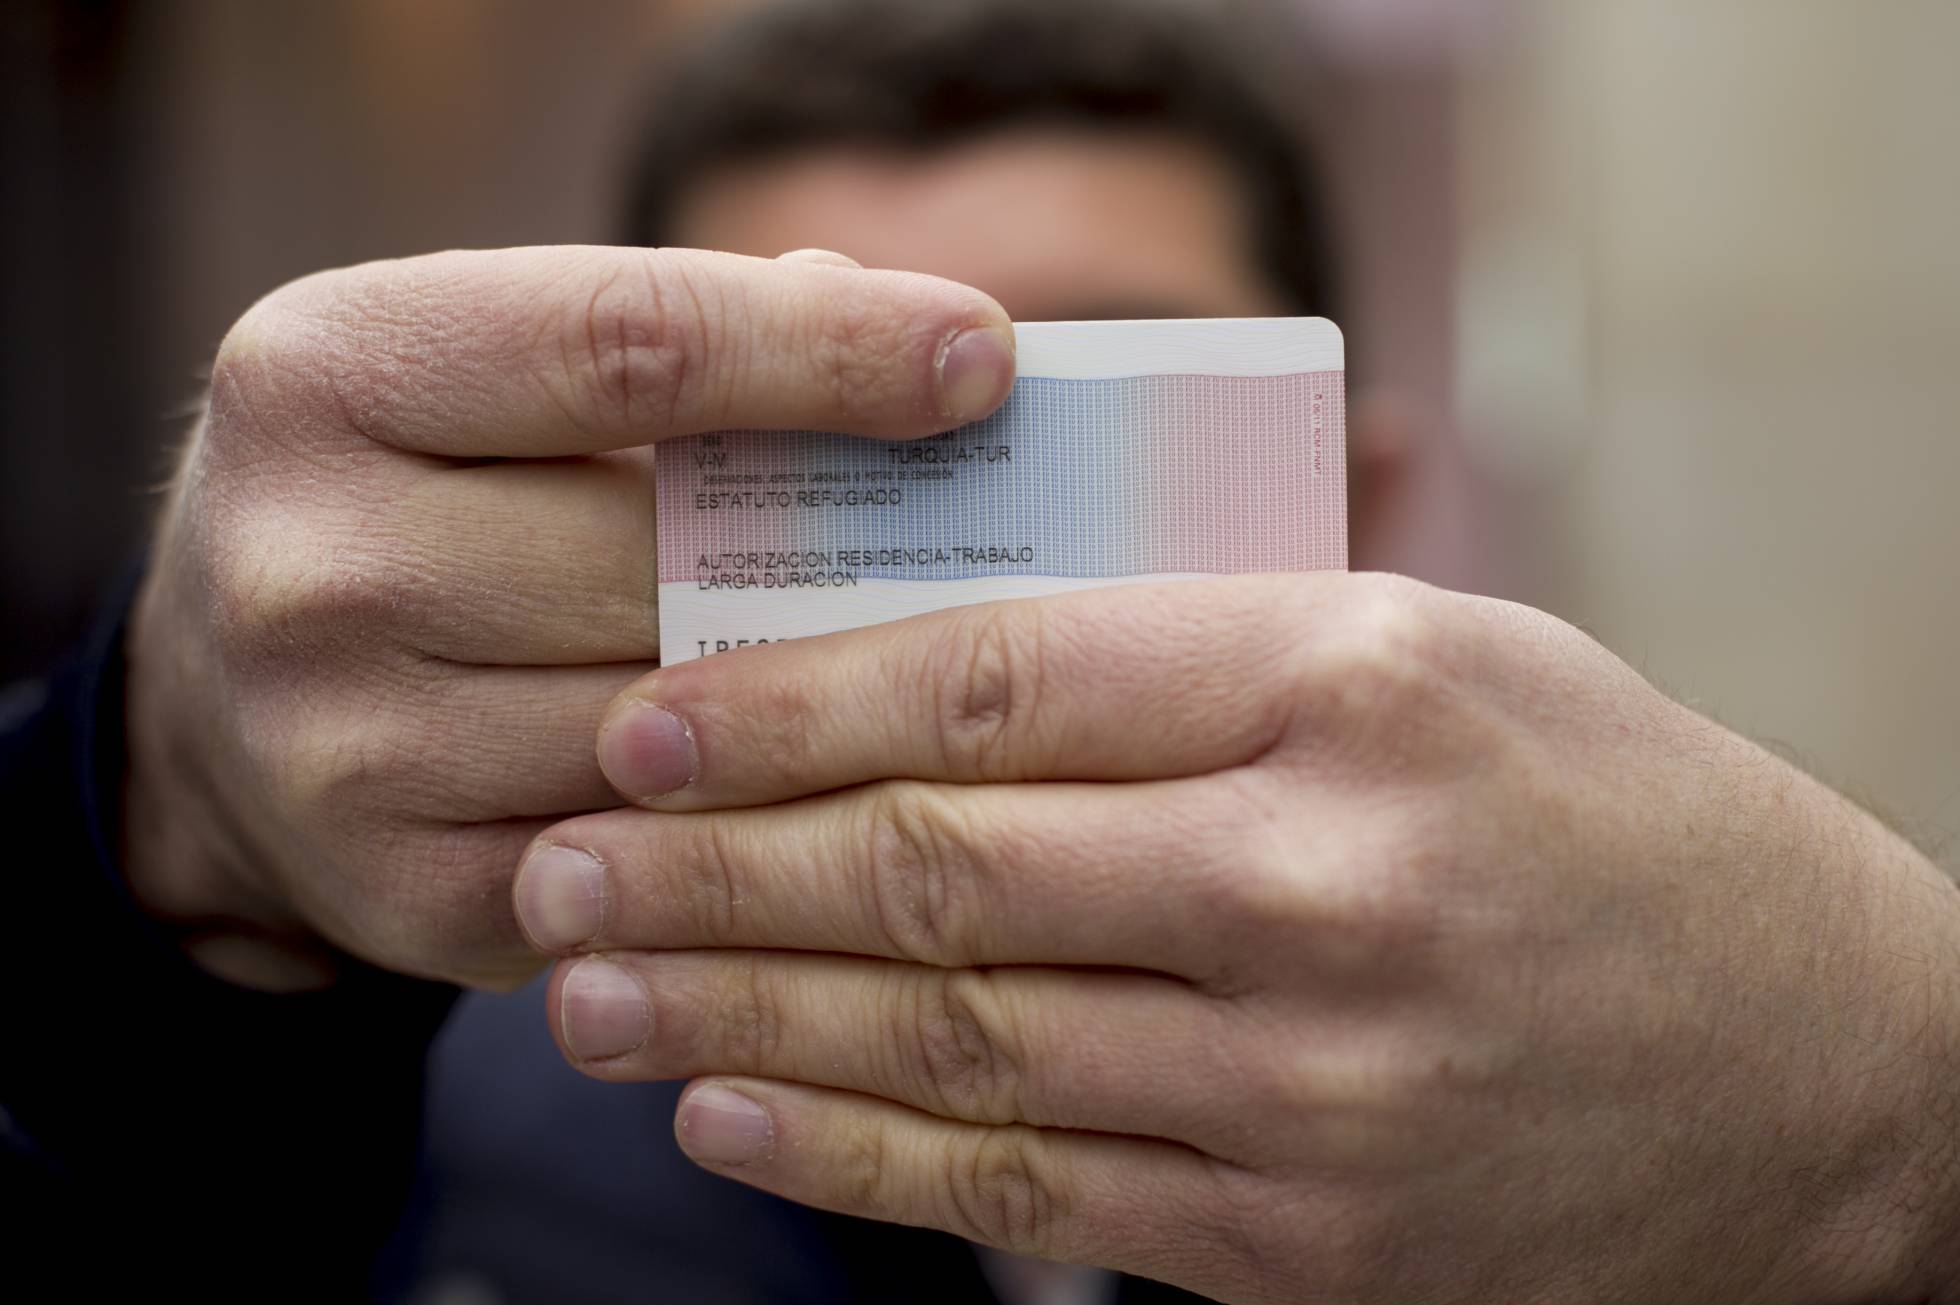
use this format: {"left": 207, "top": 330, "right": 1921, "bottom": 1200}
{"left": 123, "top": 245, "right": 1016, "bottom": 991}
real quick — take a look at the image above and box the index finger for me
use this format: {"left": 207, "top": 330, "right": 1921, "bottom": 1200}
{"left": 212, "top": 245, "right": 1016, "bottom": 457}
{"left": 595, "top": 573, "right": 1336, "bottom": 809}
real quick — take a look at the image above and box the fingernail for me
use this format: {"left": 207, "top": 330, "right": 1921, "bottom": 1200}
{"left": 776, "top": 246, "right": 861, "bottom": 268}
{"left": 677, "top": 1083, "right": 774, "bottom": 1166}
{"left": 560, "top": 957, "right": 650, "bottom": 1061}
{"left": 516, "top": 844, "right": 607, "bottom": 951}
{"left": 598, "top": 700, "right": 697, "bottom": 801}
{"left": 937, "top": 325, "right": 1015, "bottom": 424}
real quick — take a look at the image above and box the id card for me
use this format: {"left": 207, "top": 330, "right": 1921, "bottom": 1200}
{"left": 654, "top": 317, "right": 1346, "bottom": 664}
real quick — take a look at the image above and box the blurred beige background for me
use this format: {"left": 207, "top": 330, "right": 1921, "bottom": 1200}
{"left": 1458, "top": 0, "right": 1960, "bottom": 845}
{"left": 4, "top": 0, "right": 1954, "bottom": 854}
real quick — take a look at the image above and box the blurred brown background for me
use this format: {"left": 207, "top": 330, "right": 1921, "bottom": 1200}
{"left": 3, "top": 0, "right": 1954, "bottom": 848}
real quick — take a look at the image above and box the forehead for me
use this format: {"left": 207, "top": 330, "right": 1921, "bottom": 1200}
{"left": 669, "top": 127, "right": 1287, "bottom": 320}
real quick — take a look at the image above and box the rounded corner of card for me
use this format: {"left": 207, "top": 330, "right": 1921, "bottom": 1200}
{"left": 1014, "top": 317, "right": 1344, "bottom": 378}
{"left": 1301, "top": 316, "right": 1345, "bottom": 367}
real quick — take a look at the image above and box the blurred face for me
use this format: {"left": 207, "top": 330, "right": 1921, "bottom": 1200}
{"left": 669, "top": 127, "right": 1292, "bottom": 321}
{"left": 669, "top": 125, "right": 1400, "bottom": 559}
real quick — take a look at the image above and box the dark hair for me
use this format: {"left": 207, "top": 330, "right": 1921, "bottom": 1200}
{"left": 620, "top": 0, "right": 1341, "bottom": 317}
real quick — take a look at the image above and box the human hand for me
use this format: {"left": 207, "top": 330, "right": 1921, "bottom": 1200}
{"left": 519, "top": 573, "right": 1960, "bottom": 1302}
{"left": 124, "top": 245, "right": 1014, "bottom": 990}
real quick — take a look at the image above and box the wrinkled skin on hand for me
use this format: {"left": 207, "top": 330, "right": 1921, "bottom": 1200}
{"left": 522, "top": 573, "right": 1960, "bottom": 1303}
{"left": 124, "top": 245, "right": 1015, "bottom": 989}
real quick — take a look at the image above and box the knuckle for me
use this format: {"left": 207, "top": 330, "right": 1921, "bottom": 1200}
{"left": 944, "top": 1129, "right": 1069, "bottom": 1258}
{"left": 862, "top": 783, "right": 982, "bottom": 966}
{"left": 1206, "top": 809, "right": 1447, "bottom": 990}
{"left": 1261, "top": 857, "right": 1437, "bottom": 951}
{"left": 724, "top": 953, "right": 788, "bottom": 1068}
{"left": 205, "top": 315, "right": 308, "bottom": 458}
{"left": 561, "top": 250, "right": 716, "bottom": 434}
{"left": 215, "top": 522, "right": 393, "bottom": 644}
{"left": 902, "top": 970, "right": 1022, "bottom": 1121}
{"left": 915, "top": 604, "right": 1046, "bottom": 781}
{"left": 208, "top": 302, "right": 279, "bottom": 411}
{"left": 209, "top": 270, "right": 394, "bottom": 451}
{"left": 1202, "top": 863, "right": 1325, "bottom": 988}
{"left": 260, "top": 690, "right": 436, "bottom": 820}
{"left": 833, "top": 1117, "right": 894, "bottom": 1215}
{"left": 209, "top": 284, "right": 316, "bottom": 407}
{"left": 1281, "top": 576, "right": 1466, "bottom": 776}
{"left": 199, "top": 511, "right": 407, "bottom": 684}
{"left": 1237, "top": 1031, "right": 1477, "bottom": 1179}
{"left": 1257, "top": 1044, "right": 1413, "bottom": 1149}
{"left": 1307, "top": 576, "right": 1449, "bottom": 711}
{"left": 670, "top": 817, "right": 747, "bottom": 943}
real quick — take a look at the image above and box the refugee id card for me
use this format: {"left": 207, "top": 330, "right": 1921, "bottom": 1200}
{"left": 654, "top": 317, "right": 1346, "bottom": 664}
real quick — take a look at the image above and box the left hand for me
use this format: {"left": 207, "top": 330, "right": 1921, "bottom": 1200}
{"left": 513, "top": 572, "right": 1960, "bottom": 1303}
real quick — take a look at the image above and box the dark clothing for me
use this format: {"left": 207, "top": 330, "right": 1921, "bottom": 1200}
{"left": 1, "top": 571, "right": 454, "bottom": 1298}
{"left": 1, "top": 578, "right": 1206, "bottom": 1303}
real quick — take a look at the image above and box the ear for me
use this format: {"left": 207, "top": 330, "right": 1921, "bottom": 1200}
{"left": 1347, "top": 389, "right": 1414, "bottom": 568}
